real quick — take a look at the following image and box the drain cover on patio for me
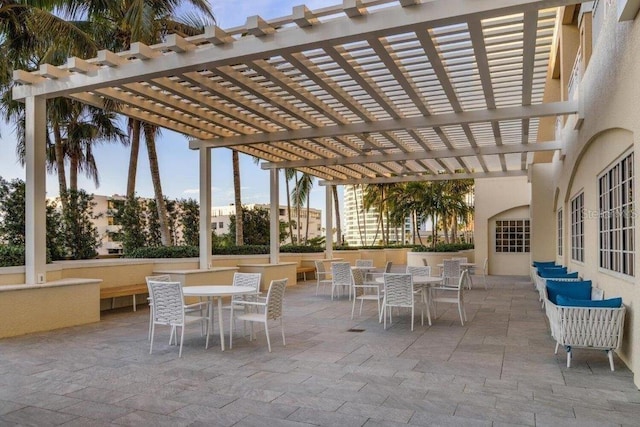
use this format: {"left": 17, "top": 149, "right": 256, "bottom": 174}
{"left": 347, "top": 328, "right": 365, "bottom": 332}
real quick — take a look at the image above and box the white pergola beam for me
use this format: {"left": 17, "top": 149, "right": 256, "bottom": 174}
{"left": 321, "top": 170, "right": 527, "bottom": 186}
{"left": 13, "top": 0, "right": 589, "bottom": 101}
{"left": 191, "top": 101, "right": 577, "bottom": 149}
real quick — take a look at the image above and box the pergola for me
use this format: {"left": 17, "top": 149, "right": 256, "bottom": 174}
{"left": 13, "top": 0, "right": 585, "bottom": 284}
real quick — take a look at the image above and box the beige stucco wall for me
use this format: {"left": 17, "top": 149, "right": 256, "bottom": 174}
{"left": 488, "top": 206, "right": 532, "bottom": 276}
{"left": 530, "top": 163, "right": 558, "bottom": 264}
{"left": 474, "top": 176, "right": 531, "bottom": 276}
{"left": 543, "top": 6, "right": 640, "bottom": 386}
{"left": 0, "top": 279, "right": 100, "bottom": 338}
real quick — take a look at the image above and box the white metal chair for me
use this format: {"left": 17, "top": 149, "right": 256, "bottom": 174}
{"left": 225, "top": 272, "right": 262, "bottom": 332}
{"left": 351, "top": 268, "right": 383, "bottom": 319}
{"left": 382, "top": 273, "right": 416, "bottom": 331}
{"left": 314, "top": 260, "right": 332, "bottom": 296}
{"left": 229, "top": 278, "right": 287, "bottom": 352}
{"left": 148, "top": 280, "right": 210, "bottom": 357}
{"left": 481, "top": 258, "right": 488, "bottom": 290}
{"left": 406, "top": 265, "right": 433, "bottom": 326}
{"left": 331, "top": 262, "right": 352, "bottom": 300}
{"left": 145, "top": 274, "right": 171, "bottom": 341}
{"left": 430, "top": 270, "right": 468, "bottom": 326}
{"left": 442, "top": 259, "right": 462, "bottom": 287}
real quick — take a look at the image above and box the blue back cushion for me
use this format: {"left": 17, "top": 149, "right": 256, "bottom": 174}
{"left": 533, "top": 261, "right": 557, "bottom": 267}
{"left": 556, "top": 295, "right": 622, "bottom": 308}
{"left": 546, "top": 280, "right": 592, "bottom": 304}
{"left": 539, "top": 270, "right": 577, "bottom": 279}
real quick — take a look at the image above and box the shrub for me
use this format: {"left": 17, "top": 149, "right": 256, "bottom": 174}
{"left": 213, "top": 245, "right": 269, "bottom": 255}
{"left": 0, "top": 245, "right": 52, "bottom": 267}
{"left": 280, "top": 245, "right": 324, "bottom": 253}
{"left": 411, "top": 243, "right": 474, "bottom": 253}
{"left": 126, "top": 246, "right": 199, "bottom": 258}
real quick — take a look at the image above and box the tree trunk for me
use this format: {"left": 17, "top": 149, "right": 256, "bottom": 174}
{"left": 70, "top": 155, "right": 78, "bottom": 191}
{"left": 305, "top": 198, "right": 310, "bottom": 244}
{"left": 285, "top": 175, "right": 294, "bottom": 244}
{"left": 52, "top": 122, "right": 67, "bottom": 198}
{"left": 232, "top": 150, "right": 243, "bottom": 245}
{"left": 145, "top": 130, "right": 171, "bottom": 246}
{"left": 431, "top": 214, "right": 438, "bottom": 247}
{"left": 126, "top": 120, "right": 141, "bottom": 198}
{"left": 332, "top": 186, "right": 341, "bottom": 245}
{"left": 414, "top": 211, "right": 423, "bottom": 246}
{"left": 452, "top": 219, "right": 458, "bottom": 243}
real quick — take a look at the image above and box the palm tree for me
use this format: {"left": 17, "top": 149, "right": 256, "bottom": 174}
{"left": 284, "top": 168, "right": 296, "bottom": 244}
{"left": 66, "top": 0, "right": 216, "bottom": 245}
{"left": 232, "top": 150, "right": 243, "bottom": 245}
{"left": 332, "top": 185, "right": 342, "bottom": 246}
{"left": 291, "top": 172, "right": 314, "bottom": 244}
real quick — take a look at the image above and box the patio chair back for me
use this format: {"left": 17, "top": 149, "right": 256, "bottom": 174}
{"left": 266, "top": 278, "right": 287, "bottom": 320}
{"left": 384, "top": 261, "right": 393, "bottom": 273}
{"left": 383, "top": 273, "right": 415, "bottom": 330}
{"left": 331, "top": 262, "right": 353, "bottom": 300}
{"left": 406, "top": 265, "right": 431, "bottom": 278}
{"left": 232, "top": 272, "right": 261, "bottom": 300}
{"left": 443, "top": 259, "right": 462, "bottom": 286}
{"left": 356, "top": 259, "right": 374, "bottom": 267}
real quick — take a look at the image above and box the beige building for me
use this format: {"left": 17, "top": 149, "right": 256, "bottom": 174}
{"left": 473, "top": 2, "right": 640, "bottom": 385}
{"left": 212, "top": 204, "right": 322, "bottom": 244}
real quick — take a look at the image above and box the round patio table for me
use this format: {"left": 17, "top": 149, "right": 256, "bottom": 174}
{"left": 183, "top": 285, "right": 256, "bottom": 351}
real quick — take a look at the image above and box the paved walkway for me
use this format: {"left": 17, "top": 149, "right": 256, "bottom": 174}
{"left": 1, "top": 273, "right": 639, "bottom": 426}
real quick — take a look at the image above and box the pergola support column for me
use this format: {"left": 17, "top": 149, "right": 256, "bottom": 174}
{"left": 325, "top": 185, "right": 334, "bottom": 260}
{"left": 269, "top": 169, "right": 280, "bottom": 264}
{"left": 24, "top": 96, "right": 47, "bottom": 285}
{"left": 199, "top": 147, "right": 212, "bottom": 269}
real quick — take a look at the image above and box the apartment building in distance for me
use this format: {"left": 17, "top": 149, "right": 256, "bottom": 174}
{"left": 212, "top": 204, "right": 322, "bottom": 244}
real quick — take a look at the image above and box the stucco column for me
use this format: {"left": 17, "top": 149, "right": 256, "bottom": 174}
{"left": 325, "top": 185, "right": 334, "bottom": 260}
{"left": 24, "top": 96, "right": 47, "bottom": 285}
{"left": 269, "top": 168, "right": 280, "bottom": 264}
{"left": 199, "top": 147, "right": 212, "bottom": 269}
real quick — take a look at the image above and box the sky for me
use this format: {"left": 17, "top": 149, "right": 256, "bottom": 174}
{"left": 0, "top": 0, "right": 343, "bottom": 219}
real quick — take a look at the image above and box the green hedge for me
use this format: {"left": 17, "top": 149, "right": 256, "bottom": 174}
{"left": 280, "top": 245, "right": 324, "bottom": 253}
{"left": 411, "top": 243, "right": 474, "bottom": 253}
{"left": 126, "top": 246, "right": 200, "bottom": 258}
{"left": 0, "top": 245, "right": 52, "bottom": 267}
{"left": 0, "top": 245, "right": 25, "bottom": 267}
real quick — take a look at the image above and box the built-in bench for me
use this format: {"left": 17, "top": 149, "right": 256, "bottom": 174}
{"left": 100, "top": 284, "right": 148, "bottom": 311}
{"left": 296, "top": 266, "right": 315, "bottom": 281}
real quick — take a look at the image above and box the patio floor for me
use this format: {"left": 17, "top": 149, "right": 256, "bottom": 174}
{"left": 1, "top": 272, "right": 639, "bottom": 426}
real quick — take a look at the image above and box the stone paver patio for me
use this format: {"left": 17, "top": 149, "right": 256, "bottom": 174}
{"left": 1, "top": 272, "right": 639, "bottom": 426}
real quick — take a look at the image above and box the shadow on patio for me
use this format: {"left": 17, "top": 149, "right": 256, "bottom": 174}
{"left": 1, "top": 273, "right": 639, "bottom": 426}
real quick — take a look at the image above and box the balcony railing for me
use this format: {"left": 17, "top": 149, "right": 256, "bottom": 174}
{"left": 567, "top": 47, "right": 582, "bottom": 101}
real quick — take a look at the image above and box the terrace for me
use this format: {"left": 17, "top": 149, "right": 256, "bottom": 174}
{"left": 1, "top": 274, "right": 639, "bottom": 426}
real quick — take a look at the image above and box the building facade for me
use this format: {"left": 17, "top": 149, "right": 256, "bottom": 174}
{"left": 212, "top": 204, "right": 322, "bottom": 244}
{"left": 473, "top": 1, "right": 640, "bottom": 386}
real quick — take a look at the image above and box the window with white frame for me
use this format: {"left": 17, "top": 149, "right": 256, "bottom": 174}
{"left": 557, "top": 209, "right": 563, "bottom": 256}
{"left": 599, "top": 152, "right": 634, "bottom": 276}
{"left": 571, "top": 193, "right": 584, "bottom": 262}
{"left": 495, "top": 219, "right": 530, "bottom": 253}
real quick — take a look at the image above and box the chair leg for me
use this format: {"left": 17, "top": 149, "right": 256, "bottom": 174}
{"left": 566, "top": 346, "right": 572, "bottom": 368}
{"left": 383, "top": 305, "right": 387, "bottom": 330}
{"left": 458, "top": 303, "right": 465, "bottom": 326}
{"left": 133, "top": 294, "right": 137, "bottom": 312}
{"left": 351, "top": 295, "right": 356, "bottom": 319}
{"left": 607, "top": 350, "right": 615, "bottom": 371}
{"left": 410, "top": 305, "right": 414, "bottom": 331}
{"left": 359, "top": 299, "right": 364, "bottom": 315}
{"left": 280, "top": 318, "right": 286, "bottom": 347}
{"left": 149, "top": 323, "right": 155, "bottom": 354}
{"left": 265, "top": 321, "right": 271, "bottom": 352}
{"left": 229, "top": 306, "right": 234, "bottom": 349}
{"left": 148, "top": 308, "right": 153, "bottom": 341}
{"left": 179, "top": 326, "right": 185, "bottom": 358}
{"left": 554, "top": 342, "right": 559, "bottom": 354}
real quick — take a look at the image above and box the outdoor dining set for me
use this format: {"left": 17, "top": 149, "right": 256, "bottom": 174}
{"left": 315, "top": 257, "right": 488, "bottom": 330}
{"left": 142, "top": 257, "right": 487, "bottom": 358}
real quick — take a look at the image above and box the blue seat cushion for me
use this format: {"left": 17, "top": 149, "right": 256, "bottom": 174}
{"left": 556, "top": 295, "right": 623, "bottom": 308}
{"left": 533, "top": 261, "right": 557, "bottom": 267}
{"left": 538, "top": 270, "right": 577, "bottom": 279}
{"left": 546, "top": 280, "right": 592, "bottom": 304}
